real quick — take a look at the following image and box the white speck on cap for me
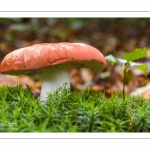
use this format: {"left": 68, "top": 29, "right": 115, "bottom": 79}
{"left": 61, "top": 43, "right": 73, "bottom": 50}
{"left": 73, "top": 43, "right": 86, "bottom": 47}
{"left": 99, "top": 52, "right": 103, "bottom": 57}
{"left": 47, "top": 44, "right": 55, "bottom": 50}
{"left": 11, "top": 49, "right": 21, "bottom": 58}
{"left": 14, "top": 60, "right": 22, "bottom": 65}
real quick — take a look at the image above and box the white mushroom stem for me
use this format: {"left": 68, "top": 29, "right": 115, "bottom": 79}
{"left": 40, "top": 63, "right": 70, "bottom": 101}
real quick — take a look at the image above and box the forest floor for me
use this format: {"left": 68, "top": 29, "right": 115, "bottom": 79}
{"left": 1, "top": 18, "right": 150, "bottom": 99}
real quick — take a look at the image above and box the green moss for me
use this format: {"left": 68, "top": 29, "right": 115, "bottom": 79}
{"left": 0, "top": 85, "right": 150, "bottom": 132}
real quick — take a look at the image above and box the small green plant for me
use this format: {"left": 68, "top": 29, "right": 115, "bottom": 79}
{"left": 105, "top": 47, "right": 148, "bottom": 99}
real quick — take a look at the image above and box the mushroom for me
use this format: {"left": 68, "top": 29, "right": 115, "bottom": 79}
{"left": 0, "top": 42, "right": 107, "bottom": 101}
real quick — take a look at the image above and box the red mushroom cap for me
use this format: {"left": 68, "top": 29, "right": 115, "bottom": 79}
{"left": 0, "top": 42, "right": 106, "bottom": 74}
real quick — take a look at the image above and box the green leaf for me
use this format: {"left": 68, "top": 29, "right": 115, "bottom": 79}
{"left": 124, "top": 47, "right": 147, "bottom": 62}
{"left": 128, "top": 61, "right": 148, "bottom": 76}
{"left": 105, "top": 55, "right": 121, "bottom": 66}
{"left": 105, "top": 54, "right": 148, "bottom": 77}
{"left": 136, "top": 64, "right": 148, "bottom": 76}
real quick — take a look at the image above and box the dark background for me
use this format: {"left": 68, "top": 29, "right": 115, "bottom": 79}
{"left": 0, "top": 18, "right": 150, "bottom": 96}
{"left": 1, "top": 18, "right": 150, "bottom": 58}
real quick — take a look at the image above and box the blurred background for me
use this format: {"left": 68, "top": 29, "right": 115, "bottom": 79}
{"left": 0, "top": 18, "right": 150, "bottom": 97}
